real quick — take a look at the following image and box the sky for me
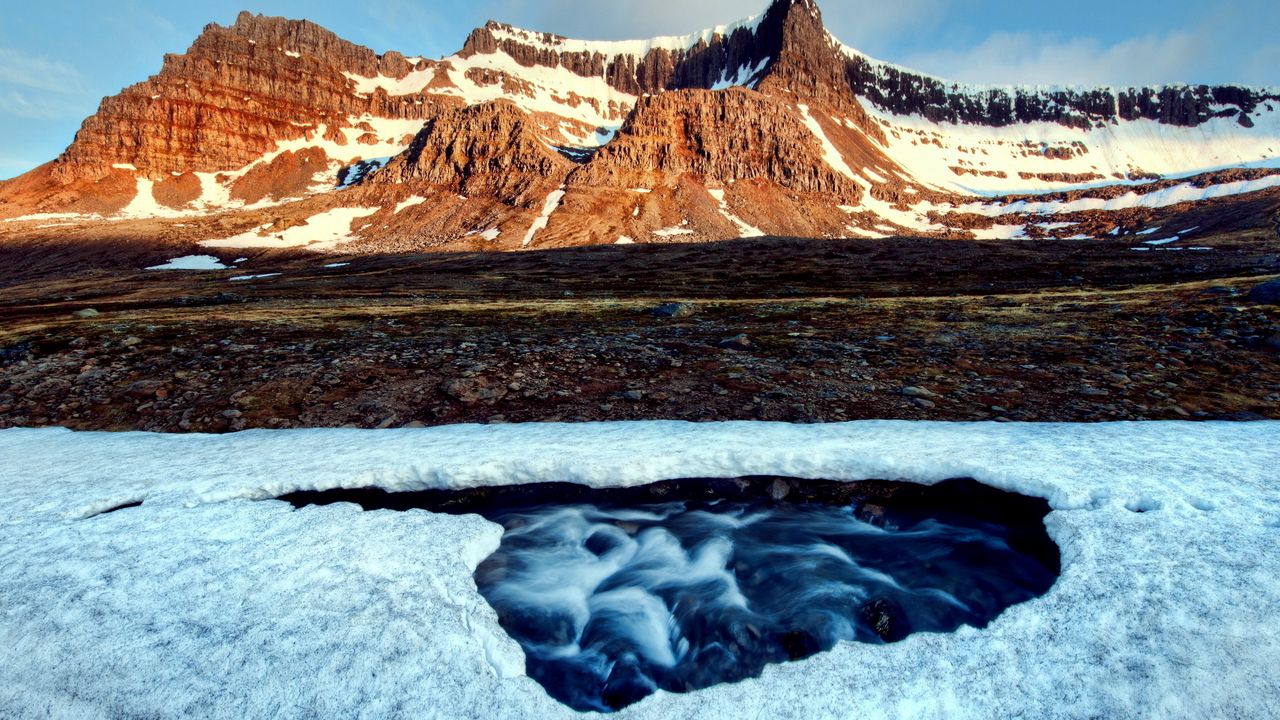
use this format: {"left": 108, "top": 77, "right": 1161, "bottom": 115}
{"left": 0, "top": 0, "right": 1277, "bottom": 180}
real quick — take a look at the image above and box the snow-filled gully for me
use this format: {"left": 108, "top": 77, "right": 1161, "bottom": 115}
{"left": 2, "top": 421, "right": 1278, "bottom": 719}
{"left": 277, "top": 477, "right": 1060, "bottom": 712}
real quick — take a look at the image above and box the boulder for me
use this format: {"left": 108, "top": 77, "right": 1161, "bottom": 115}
{"left": 1246, "top": 280, "right": 1280, "bottom": 305}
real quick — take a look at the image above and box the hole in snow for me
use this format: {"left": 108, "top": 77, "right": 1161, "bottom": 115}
{"left": 84, "top": 500, "right": 144, "bottom": 519}
{"left": 279, "top": 477, "right": 1059, "bottom": 712}
{"left": 1125, "top": 496, "right": 1163, "bottom": 514}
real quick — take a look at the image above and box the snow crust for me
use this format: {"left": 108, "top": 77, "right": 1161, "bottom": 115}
{"left": 2, "top": 421, "right": 1277, "bottom": 719}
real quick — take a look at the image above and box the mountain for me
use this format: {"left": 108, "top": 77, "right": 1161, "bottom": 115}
{"left": 2, "top": 0, "right": 1278, "bottom": 253}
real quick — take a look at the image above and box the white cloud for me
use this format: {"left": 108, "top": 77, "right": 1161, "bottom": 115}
{"left": 899, "top": 30, "right": 1212, "bottom": 86}
{"left": 491, "top": 0, "right": 768, "bottom": 40}
{"left": 821, "top": 0, "right": 951, "bottom": 54}
{"left": 486, "top": 0, "right": 947, "bottom": 48}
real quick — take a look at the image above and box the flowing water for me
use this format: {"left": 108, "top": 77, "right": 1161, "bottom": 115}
{"left": 280, "top": 478, "right": 1059, "bottom": 712}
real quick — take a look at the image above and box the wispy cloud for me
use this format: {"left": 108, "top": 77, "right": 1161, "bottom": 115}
{"left": 0, "top": 48, "right": 87, "bottom": 95}
{"left": 0, "top": 90, "right": 93, "bottom": 120}
{"left": 900, "top": 30, "right": 1211, "bottom": 86}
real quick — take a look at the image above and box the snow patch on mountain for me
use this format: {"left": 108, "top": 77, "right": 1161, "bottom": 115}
{"left": 437, "top": 51, "right": 637, "bottom": 141}
{"left": 522, "top": 187, "right": 566, "bottom": 248}
{"left": 709, "top": 188, "right": 764, "bottom": 238}
{"left": 394, "top": 196, "right": 427, "bottom": 214}
{"left": 864, "top": 102, "right": 1280, "bottom": 197}
{"left": 712, "top": 57, "right": 771, "bottom": 91}
{"left": 484, "top": 12, "right": 767, "bottom": 61}
{"left": 797, "top": 104, "right": 857, "bottom": 181}
{"left": 145, "top": 255, "right": 231, "bottom": 271}
{"left": 201, "top": 207, "right": 381, "bottom": 251}
{"left": 343, "top": 67, "right": 436, "bottom": 97}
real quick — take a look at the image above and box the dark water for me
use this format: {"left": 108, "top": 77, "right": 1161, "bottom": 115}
{"left": 280, "top": 478, "right": 1059, "bottom": 713}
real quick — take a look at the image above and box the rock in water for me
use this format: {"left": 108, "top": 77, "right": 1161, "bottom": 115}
{"left": 1246, "top": 280, "right": 1280, "bottom": 305}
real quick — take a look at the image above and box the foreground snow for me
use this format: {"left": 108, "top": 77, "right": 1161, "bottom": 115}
{"left": 0, "top": 421, "right": 1277, "bottom": 719}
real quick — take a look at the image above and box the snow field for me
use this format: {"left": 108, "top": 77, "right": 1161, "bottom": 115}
{"left": 0, "top": 421, "right": 1277, "bottom": 719}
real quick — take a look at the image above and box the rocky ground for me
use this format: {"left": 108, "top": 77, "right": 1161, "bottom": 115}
{"left": 1, "top": 233, "right": 1277, "bottom": 432}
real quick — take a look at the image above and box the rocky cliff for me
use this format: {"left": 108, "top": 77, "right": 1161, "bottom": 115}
{"left": 1, "top": 0, "right": 1277, "bottom": 250}
{"left": 54, "top": 12, "right": 444, "bottom": 183}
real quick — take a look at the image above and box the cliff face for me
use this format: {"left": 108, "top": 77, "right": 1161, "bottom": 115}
{"left": 51, "top": 12, "right": 444, "bottom": 183}
{"left": 569, "top": 89, "right": 862, "bottom": 199}
{"left": 1, "top": 0, "right": 1277, "bottom": 249}
{"left": 844, "top": 54, "right": 1280, "bottom": 129}
{"left": 375, "top": 101, "right": 572, "bottom": 203}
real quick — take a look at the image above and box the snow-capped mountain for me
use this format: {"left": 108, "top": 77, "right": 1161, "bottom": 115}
{"left": 1, "top": 0, "right": 1278, "bottom": 250}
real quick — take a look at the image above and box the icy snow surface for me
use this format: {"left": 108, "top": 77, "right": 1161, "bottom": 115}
{"left": 1, "top": 421, "right": 1278, "bottom": 719}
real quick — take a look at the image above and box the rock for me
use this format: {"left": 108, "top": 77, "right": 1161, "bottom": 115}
{"left": 622, "top": 390, "right": 644, "bottom": 402}
{"left": 768, "top": 478, "right": 792, "bottom": 501}
{"left": 1201, "top": 286, "right": 1238, "bottom": 296}
{"left": 651, "top": 302, "right": 696, "bottom": 319}
{"left": 28, "top": 379, "right": 72, "bottom": 402}
{"left": 1264, "top": 332, "right": 1280, "bottom": 352}
{"left": 122, "top": 336, "right": 142, "bottom": 347}
{"left": 911, "top": 398, "right": 936, "bottom": 409}
{"left": 440, "top": 377, "right": 508, "bottom": 404}
{"left": 859, "top": 597, "right": 910, "bottom": 643}
{"left": 71, "top": 309, "right": 100, "bottom": 319}
{"left": 74, "top": 368, "right": 109, "bottom": 385}
{"left": 1246, "top": 280, "right": 1280, "bottom": 305}
{"left": 717, "top": 334, "right": 753, "bottom": 351}
{"left": 125, "top": 380, "right": 165, "bottom": 398}
{"left": 375, "top": 102, "right": 571, "bottom": 202}
{"left": 900, "top": 386, "right": 938, "bottom": 399}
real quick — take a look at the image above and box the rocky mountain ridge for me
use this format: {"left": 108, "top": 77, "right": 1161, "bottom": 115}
{"left": 1, "top": 0, "right": 1278, "bottom": 253}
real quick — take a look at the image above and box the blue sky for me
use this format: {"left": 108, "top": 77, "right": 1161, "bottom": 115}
{"left": 1, "top": 0, "right": 1277, "bottom": 180}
